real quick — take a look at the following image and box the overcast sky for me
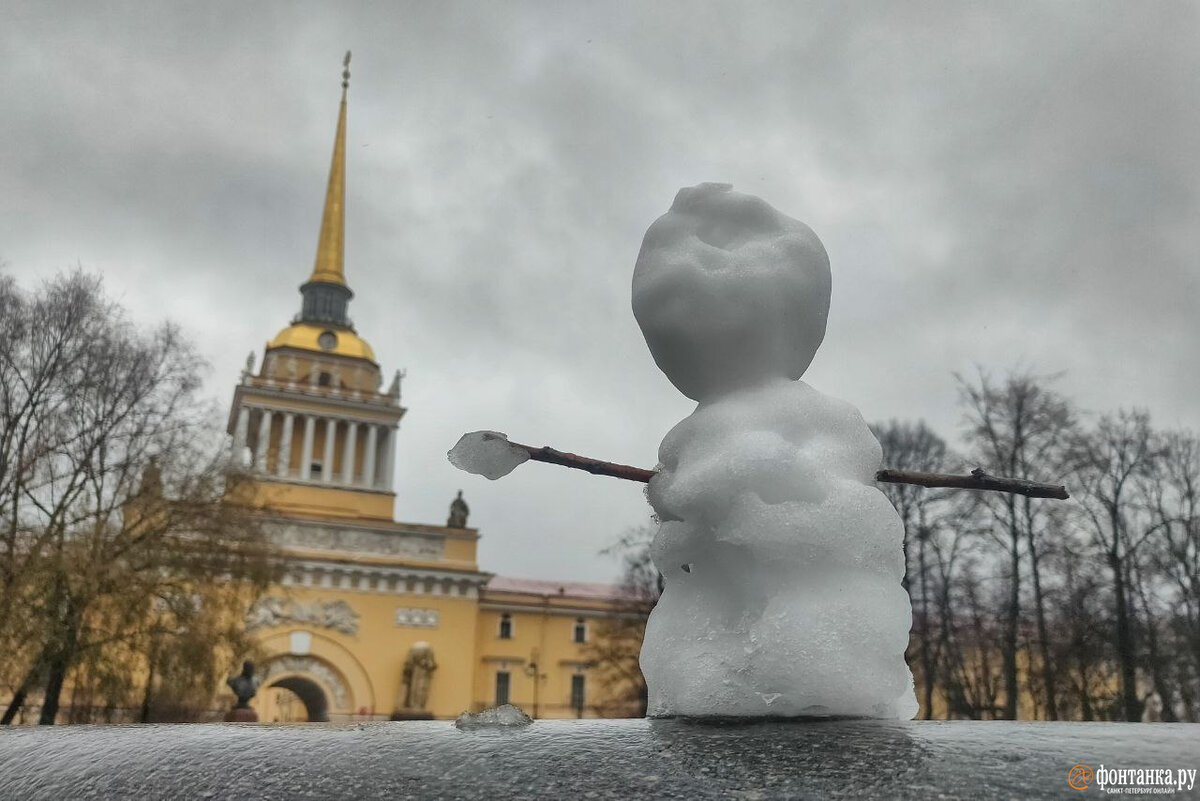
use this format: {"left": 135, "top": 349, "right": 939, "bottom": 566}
{"left": 2, "top": 2, "right": 1197, "bottom": 584}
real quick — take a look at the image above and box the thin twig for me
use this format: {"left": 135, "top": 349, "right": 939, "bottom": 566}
{"left": 510, "top": 441, "right": 656, "bottom": 483}
{"left": 875, "top": 468, "right": 1070, "bottom": 500}
{"left": 509, "top": 439, "right": 1069, "bottom": 500}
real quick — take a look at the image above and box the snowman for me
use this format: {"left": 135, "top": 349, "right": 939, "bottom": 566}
{"left": 634, "top": 183, "right": 917, "bottom": 719}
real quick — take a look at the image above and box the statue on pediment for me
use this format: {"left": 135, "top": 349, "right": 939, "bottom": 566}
{"left": 447, "top": 490, "right": 469, "bottom": 528}
{"left": 400, "top": 642, "right": 437, "bottom": 712}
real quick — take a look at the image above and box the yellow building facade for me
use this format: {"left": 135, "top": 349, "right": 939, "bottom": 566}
{"left": 229, "top": 63, "right": 637, "bottom": 723}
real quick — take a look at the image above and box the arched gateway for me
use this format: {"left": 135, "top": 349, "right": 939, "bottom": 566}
{"left": 268, "top": 675, "right": 329, "bottom": 722}
{"left": 260, "top": 655, "right": 354, "bottom": 723}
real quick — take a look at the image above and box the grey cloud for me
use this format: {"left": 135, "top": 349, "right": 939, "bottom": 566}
{"left": 2, "top": 1, "right": 1196, "bottom": 581}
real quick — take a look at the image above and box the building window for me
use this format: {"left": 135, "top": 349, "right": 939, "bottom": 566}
{"left": 310, "top": 462, "right": 323, "bottom": 477}
{"left": 571, "top": 674, "right": 586, "bottom": 715}
{"left": 498, "top": 613, "right": 513, "bottom": 639}
{"left": 318, "top": 372, "right": 332, "bottom": 387}
{"left": 573, "top": 618, "right": 587, "bottom": 644}
{"left": 495, "top": 671, "right": 511, "bottom": 706}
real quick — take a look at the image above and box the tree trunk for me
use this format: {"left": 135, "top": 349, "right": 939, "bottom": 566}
{"left": 1132, "top": 563, "right": 1178, "bottom": 722}
{"left": 38, "top": 650, "right": 70, "bottom": 725}
{"left": 38, "top": 600, "right": 80, "bottom": 726}
{"left": 1024, "top": 501, "right": 1058, "bottom": 720}
{"left": 139, "top": 651, "right": 157, "bottom": 724}
{"left": 1079, "top": 671, "right": 1095, "bottom": 722}
{"left": 1109, "top": 549, "right": 1141, "bottom": 722}
{"left": 1002, "top": 503, "right": 1020, "bottom": 719}
{"left": 1, "top": 685, "right": 29, "bottom": 725}
{"left": 1144, "top": 621, "right": 1178, "bottom": 722}
{"left": 1, "top": 648, "right": 47, "bottom": 725}
{"left": 917, "top": 533, "right": 935, "bottom": 719}
{"left": 1177, "top": 678, "right": 1196, "bottom": 723}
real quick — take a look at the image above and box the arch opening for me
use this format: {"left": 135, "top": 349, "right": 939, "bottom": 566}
{"left": 269, "top": 676, "right": 330, "bottom": 722}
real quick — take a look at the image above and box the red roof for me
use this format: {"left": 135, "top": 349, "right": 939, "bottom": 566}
{"left": 485, "top": 575, "right": 631, "bottom": 601}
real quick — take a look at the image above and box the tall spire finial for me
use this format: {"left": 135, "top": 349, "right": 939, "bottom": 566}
{"left": 304, "top": 52, "right": 352, "bottom": 291}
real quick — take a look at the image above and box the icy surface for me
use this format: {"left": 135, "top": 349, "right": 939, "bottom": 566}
{"left": 4, "top": 720, "right": 1197, "bottom": 801}
{"left": 635, "top": 184, "right": 916, "bottom": 719}
{"left": 633, "top": 182, "right": 831, "bottom": 403}
{"left": 454, "top": 704, "right": 534, "bottom": 729}
{"left": 448, "top": 431, "right": 530, "bottom": 480}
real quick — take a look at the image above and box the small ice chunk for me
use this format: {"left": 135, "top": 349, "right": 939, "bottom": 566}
{"left": 448, "top": 431, "right": 530, "bottom": 480}
{"left": 453, "top": 704, "right": 534, "bottom": 730}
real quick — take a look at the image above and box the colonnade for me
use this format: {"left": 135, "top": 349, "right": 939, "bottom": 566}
{"left": 232, "top": 405, "right": 395, "bottom": 490}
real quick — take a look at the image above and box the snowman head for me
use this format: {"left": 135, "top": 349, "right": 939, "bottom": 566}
{"left": 632, "top": 183, "right": 831, "bottom": 402}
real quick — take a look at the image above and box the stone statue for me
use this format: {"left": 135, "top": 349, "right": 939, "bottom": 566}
{"left": 447, "top": 490, "right": 469, "bottom": 528}
{"left": 401, "top": 642, "right": 437, "bottom": 711}
{"left": 225, "top": 660, "right": 261, "bottom": 721}
{"left": 1142, "top": 692, "right": 1164, "bottom": 722}
{"left": 227, "top": 660, "right": 259, "bottom": 708}
{"left": 139, "top": 456, "right": 163, "bottom": 498}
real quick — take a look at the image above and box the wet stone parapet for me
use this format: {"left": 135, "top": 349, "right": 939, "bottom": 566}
{"left": 0, "top": 718, "right": 1197, "bottom": 800}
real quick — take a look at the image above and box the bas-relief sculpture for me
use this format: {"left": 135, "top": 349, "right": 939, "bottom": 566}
{"left": 394, "top": 607, "right": 440, "bottom": 628}
{"left": 246, "top": 596, "right": 360, "bottom": 636}
{"left": 265, "top": 520, "right": 445, "bottom": 561}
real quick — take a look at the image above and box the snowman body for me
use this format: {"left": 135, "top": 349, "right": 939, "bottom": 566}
{"left": 634, "top": 183, "right": 917, "bottom": 719}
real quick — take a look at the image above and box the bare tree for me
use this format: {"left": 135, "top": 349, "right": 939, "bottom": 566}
{"left": 1138, "top": 429, "right": 1200, "bottom": 721}
{"left": 941, "top": 557, "right": 1004, "bottom": 719}
{"left": 957, "top": 369, "right": 1076, "bottom": 719}
{"left": 871, "top": 420, "right": 955, "bottom": 719}
{"left": 585, "top": 527, "right": 660, "bottom": 717}
{"left": 1049, "top": 536, "right": 1115, "bottom": 720}
{"left": 1069, "top": 409, "right": 1165, "bottom": 722}
{"left": 0, "top": 270, "right": 273, "bottom": 724}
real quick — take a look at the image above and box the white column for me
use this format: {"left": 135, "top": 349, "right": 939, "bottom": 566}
{"left": 322, "top": 418, "right": 337, "bottom": 483}
{"left": 233, "top": 406, "right": 250, "bottom": 451}
{"left": 342, "top": 421, "right": 358, "bottom": 485}
{"left": 363, "top": 425, "right": 379, "bottom": 488}
{"left": 300, "top": 415, "right": 315, "bottom": 480}
{"left": 277, "top": 413, "right": 295, "bottom": 478}
{"left": 254, "top": 409, "right": 273, "bottom": 472}
{"left": 383, "top": 426, "right": 397, "bottom": 490}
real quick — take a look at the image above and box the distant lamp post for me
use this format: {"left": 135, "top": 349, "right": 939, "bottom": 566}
{"left": 524, "top": 649, "right": 546, "bottom": 718}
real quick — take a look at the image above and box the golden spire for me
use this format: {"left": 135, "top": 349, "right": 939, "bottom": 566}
{"left": 308, "top": 51, "right": 352, "bottom": 287}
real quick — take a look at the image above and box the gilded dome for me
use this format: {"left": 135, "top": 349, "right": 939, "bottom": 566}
{"left": 268, "top": 323, "right": 376, "bottom": 362}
